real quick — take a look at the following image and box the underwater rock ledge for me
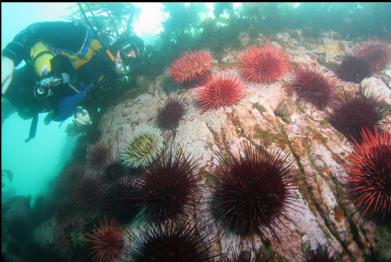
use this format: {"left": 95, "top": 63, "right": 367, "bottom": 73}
{"left": 95, "top": 32, "right": 391, "bottom": 262}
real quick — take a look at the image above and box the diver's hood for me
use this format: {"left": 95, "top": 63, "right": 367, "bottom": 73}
{"left": 111, "top": 35, "right": 144, "bottom": 64}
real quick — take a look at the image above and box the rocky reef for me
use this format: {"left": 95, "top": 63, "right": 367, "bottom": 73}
{"left": 91, "top": 31, "right": 391, "bottom": 261}
{"left": 2, "top": 31, "right": 390, "bottom": 262}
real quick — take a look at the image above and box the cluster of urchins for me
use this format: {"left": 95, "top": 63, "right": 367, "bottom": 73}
{"left": 66, "top": 38, "right": 390, "bottom": 262}
{"left": 168, "top": 38, "right": 391, "bottom": 222}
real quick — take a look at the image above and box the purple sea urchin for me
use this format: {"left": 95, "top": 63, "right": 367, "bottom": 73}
{"left": 135, "top": 149, "right": 200, "bottom": 222}
{"left": 336, "top": 55, "right": 372, "bottom": 83}
{"left": 100, "top": 177, "right": 141, "bottom": 225}
{"left": 87, "top": 143, "right": 112, "bottom": 170}
{"left": 210, "top": 143, "right": 297, "bottom": 238}
{"left": 292, "top": 68, "right": 334, "bottom": 110}
{"left": 328, "top": 93, "right": 386, "bottom": 143}
{"left": 103, "top": 162, "right": 126, "bottom": 184}
{"left": 156, "top": 96, "right": 186, "bottom": 131}
{"left": 73, "top": 175, "right": 103, "bottom": 212}
{"left": 306, "top": 246, "right": 336, "bottom": 262}
{"left": 356, "top": 40, "right": 391, "bottom": 72}
{"left": 128, "top": 222, "right": 215, "bottom": 262}
{"left": 224, "top": 248, "right": 256, "bottom": 262}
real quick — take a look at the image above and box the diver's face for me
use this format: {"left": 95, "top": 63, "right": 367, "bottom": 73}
{"left": 126, "top": 50, "right": 137, "bottom": 59}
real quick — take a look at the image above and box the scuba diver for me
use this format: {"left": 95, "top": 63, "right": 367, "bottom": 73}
{"left": 1, "top": 20, "right": 144, "bottom": 141}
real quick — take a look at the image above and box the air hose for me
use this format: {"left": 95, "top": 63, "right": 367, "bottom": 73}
{"left": 77, "top": 3, "right": 116, "bottom": 63}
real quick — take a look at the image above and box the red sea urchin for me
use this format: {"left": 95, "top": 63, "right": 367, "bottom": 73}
{"left": 85, "top": 217, "right": 125, "bottom": 262}
{"left": 345, "top": 129, "right": 391, "bottom": 220}
{"left": 210, "top": 143, "right": 297, "bottom": 238}
{"left": 336, "top": 55, "right": 372, "bottom": 83}
{"left": 135, "top": 150, "right": 200, "bottom": 223}
{"left": 170, "top": 50, "right": 213, "bottom": 85}
{"left": 328, "top": 93, "right": 386, "bottom": 143}
{"left": 197, "top": 74, "right": 245, "bottom": 111}
{"left": 239, "top": 44, "right": 289, "bottom": 84}
{"left": 128, "top": 222, "right": 215, "bottom": 262}
{"left": 292, "top": 68, "right": 334, "bottom": 110}
{"left": 156, "top": 96, "right": 186, "bottom": 131}
{"left": 356, "top": 40, "right": 391, "bottom": 72}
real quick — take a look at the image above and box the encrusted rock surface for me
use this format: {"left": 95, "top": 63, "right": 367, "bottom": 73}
{"left": 361, "top": 77, "right": 391, "bottom": 105}
{"left": 96, "top": 32, "right": 391, "bottom": 261}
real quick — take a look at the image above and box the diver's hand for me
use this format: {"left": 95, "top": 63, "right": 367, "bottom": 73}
{"left": 73, "top": 107, "right": 92, "bottom": 127}
{"left": 2, "top": 56, "right": 14, "bottom": 94}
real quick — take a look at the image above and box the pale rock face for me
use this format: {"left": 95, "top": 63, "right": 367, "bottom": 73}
{"left": 361, "top": 77, "right": 391, "bottom": 105}
{"left": 322, "top": 38, "right": 347, "bottom": 63}
{"left": 276, "top": 32, "right": 290, "bottom": 42}
{"left": 221, "top": 50, "right": 237, "bottom": 63}
{"left": 238, "top": 31, "right": 251, "bottom": 47}
{"left": 95, "top": 31, "right": 382, "bottom": 261}
{"left": 174, "top": 118, "right": 214, "bottom": 162}
{"left": 384, "top": 63, "right": 391, "bottom": 79}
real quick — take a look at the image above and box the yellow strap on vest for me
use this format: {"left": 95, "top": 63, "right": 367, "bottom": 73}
{"left": 59, "top": 39, "right": 103, "bottom": 69}
{"left": 30, "top": 39, "right": 103, "bottom": 77}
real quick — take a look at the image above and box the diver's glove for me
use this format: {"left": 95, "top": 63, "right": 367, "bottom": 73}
{"left": 1, "top": 56, "right": 15, "bottom": 95}
{"left": 73, "top": 106, "right": 92, "bottom": 127}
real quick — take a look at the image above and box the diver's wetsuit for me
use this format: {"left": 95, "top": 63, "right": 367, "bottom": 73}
{"left": 3, "top": 21, "right": 118, "bottom": 125}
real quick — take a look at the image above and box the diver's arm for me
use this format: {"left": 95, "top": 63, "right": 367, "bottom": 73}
{"left": 1, "top": 56, "right": 14, "bottom": 94}
{"left": 2, "top": 21, "right": 87, "bottom": 94}
{"left": 2, "top": 22, "right": 49, "bottom": 66}
{"left": 2, "top": 21, "right": 88, "bottom": 67}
